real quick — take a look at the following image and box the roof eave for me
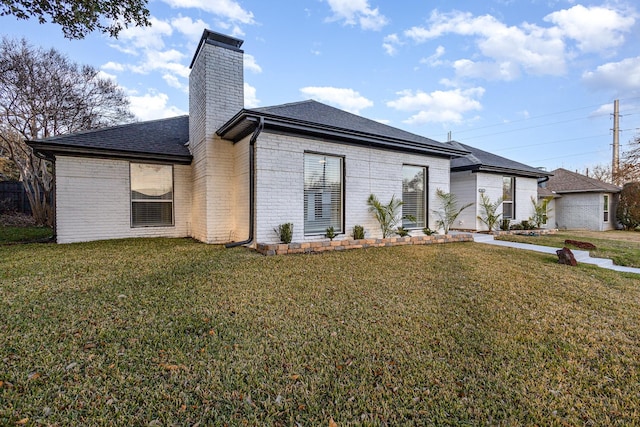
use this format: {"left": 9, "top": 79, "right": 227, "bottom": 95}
{"left": 27, "top": 142, "right": 193, "bottom": 165}
{"left": 218, "top": 112, "right": 470, "bottom": 158}
{"left": 451, "top": 164, "right": 550, "bottom": 178}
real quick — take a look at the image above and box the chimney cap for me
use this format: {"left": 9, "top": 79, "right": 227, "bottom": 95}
{"left": 190, "top": 29, "right": 244, "bottom": 69}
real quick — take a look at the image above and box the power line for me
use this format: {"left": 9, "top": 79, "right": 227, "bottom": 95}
{"left": 492, "top": 133, "right": 610, "bottom": 152}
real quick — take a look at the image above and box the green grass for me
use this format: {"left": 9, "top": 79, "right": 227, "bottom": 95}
{"left": 0, "top": 226, "right": 53, "bottom": 244}
{"left": 1, "top": 238, "right": 640, "bottom": 425}
{"left": 495, "top": 231, "right": 640, "bottom": 268}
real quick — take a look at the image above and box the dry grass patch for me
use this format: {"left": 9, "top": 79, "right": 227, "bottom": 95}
{"left": 1, "top": 238, "right": 639, "bottom": 425}
{"left": 496, "top": 230, "right": 640, "bottom": 268}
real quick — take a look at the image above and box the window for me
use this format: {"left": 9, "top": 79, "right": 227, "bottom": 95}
{"left": 603, "top": 194, "right": 609, "bottom": 222}
{"left": 304, "top": 153, "right": 343, "bottom": 234}
{"left": 502, "top": 176, "right": 515, "bottom": 219}
{"left": 130, "top": 163, "right": 174, "bottom": 227}
{"left": 402, "top": 165, "right": 427, "bottom": 228}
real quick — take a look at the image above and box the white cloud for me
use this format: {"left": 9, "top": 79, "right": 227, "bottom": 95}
{"left": 128, "top": 91, "right": 187, "bottom": 121}
{"left": 171, "top": 15, "right": 210, "bottom": 40}
{"left": 582, "top": 56, "right": 640, "bottom": 92}
{"left": 101, "top": 61, "right": 125, "bottom": 72}
{"left": 163, "top": 73, "right": 188, "bottom": 92}
{"left": 325, "top": 0, "right": 388, "bottom": 31}
{"left": 114, "top": 17, "right": 173, "bottom": 51}
{"left": 404, "top": 10, "right": 567, "bottom": 80}
{"left": 160, "top": 0, "right": 255, "bottom": 24}
{"left": 387, "top": 87, "right": 484, "bottom": 124}
{"left": 382, "top": 33, "right": 401, "bottom": 56}
{"left": 244, "top": 54, "right": 262, "bottom": 73}
{"left": 300, "top": 86, "right": 373, "bottom": 114}
{"left": 420, "top": 45, "right": 446, "bottom": 67}
{"left": 544, "top": 5, "right": 636, "bottom": 53}
{"left": 244, "top": 82, "right": 260, "bottom": 108}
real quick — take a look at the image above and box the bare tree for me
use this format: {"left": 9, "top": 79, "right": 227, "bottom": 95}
{"left": 0, "top": 37, "right": 134, "bottom": 225}
{"left": 581, "top": 164, "right": 613, "bottom": 184}
{"left": 618, "top": 138, "right": 640, "bottom": 184}
{"left": 1, "top": 0, "right": 150, "bottom": 39}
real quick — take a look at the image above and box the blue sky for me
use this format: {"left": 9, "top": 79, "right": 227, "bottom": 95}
{"left": 2, "top": 0, "right": 639, "bottom": 172}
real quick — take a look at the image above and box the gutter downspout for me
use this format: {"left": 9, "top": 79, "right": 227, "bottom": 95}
{"left": 225, "top": 117, "right": 264, "bottom": 248}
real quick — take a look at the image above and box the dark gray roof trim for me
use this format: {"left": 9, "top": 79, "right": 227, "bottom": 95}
{"left": 27, "top": 116, "right": 192, "bottom": 165}
{"left": 218, "top": 100, "right": 470, "bottom": 158}
{"left": 450, "top": 141, "right": 549, "bottom": 178}
{"left": 189, "top": 29, "right": 244, "bottom": 69}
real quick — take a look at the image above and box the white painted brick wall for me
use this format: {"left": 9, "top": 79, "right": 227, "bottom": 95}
{"left": 253, "top": 131, "right": 451, "bottom": 243}
{"left": 450, "top": 171, "right": 477, "bottom": 230}
{"left": 55, "top": 156, "right": 192, "bottom": 243}
{"left": 555, "top": 192, "right": 614, "bottom": 231}
{"left": 188, "top": 38, "right": 244, "bottom": 243}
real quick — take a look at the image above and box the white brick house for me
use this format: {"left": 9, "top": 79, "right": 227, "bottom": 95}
{"left": 29, "top": 30, "right": 469, "bottom": 244}
{"left": 539, "top": 168, "right": 621, "bottom": 231}
{"left": 448, "top": 141, "right": 549, "bottom": 231}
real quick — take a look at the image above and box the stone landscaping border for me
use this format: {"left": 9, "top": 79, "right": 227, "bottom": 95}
{"left": 490, "top": 229, "right": 557, "bottom": 236}
{"left": 256, "top": 233, "right": 474, "bottom": 256}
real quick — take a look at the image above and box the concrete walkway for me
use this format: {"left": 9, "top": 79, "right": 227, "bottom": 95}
{"left": 466, "top": 232, "right": 640, "bottom": 275}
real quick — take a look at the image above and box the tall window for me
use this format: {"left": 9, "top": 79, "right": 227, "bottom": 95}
{"left": 402, "top": 165, "right": 427, "bottom": 228}
{"left": 130, "top": 163, "right": 174, "bottom": 227}
{"left": 503, "top": 176, "right": 515, "bottom": 219}
{"left": 603, "top": 194, "right": 609, "bottom": 222}
{"left": 304, "top": 153, "right": 343, "bottom": 234}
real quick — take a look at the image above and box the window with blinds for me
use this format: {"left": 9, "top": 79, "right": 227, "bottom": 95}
{"left": 130, "top": 163, "right": 174, "bottom": 227}
{"left": 402, "top": 165, "right": 427, "bottom": 228}
{"left": 603, "top": 194, "right": 609, "bottom": 222}
{"left": 304, "top": 153, "right": 343, "bottom": 235}
{"left": 502, "top": 176, "right": 515, "bottom": 219}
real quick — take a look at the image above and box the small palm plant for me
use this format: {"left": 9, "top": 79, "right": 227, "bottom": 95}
{"left": 367, "top": 194, "right": 414, "bottom": 238}
{"left": 530, "top": 196, "right": 552, "bottom": 229}
{"left": 477, "top": 193, "right": 503, "bottom": 232}
{"left": 432, "top": 189, "right": 473, "bottom": 234}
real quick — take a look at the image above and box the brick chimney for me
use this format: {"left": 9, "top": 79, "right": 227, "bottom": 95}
{"left": 188, "top": 30, "right": 245, "bottom": 242}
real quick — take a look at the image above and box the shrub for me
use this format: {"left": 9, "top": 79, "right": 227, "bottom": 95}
{"left": 352, "top": 225, "right": 365, "bottom": 240}
{"left": 396, "top": 226, "right": 410, "bottom": 237}
{"left": 432, "top": 189, "right": 473, "bottom": 234}
{"left": 422, "top": 227, "right": 435, "bottom": 235}
{"left": 367, "top": 194, "right": 412, "bottom": 238}
{"left": 530, "top": 196, "right": 552, "bottom": 229}
{"left": 325, "top": 226, "right": 336, "bottom": 240}
{"left": 477, "top": 193, "right": 503, "bottom": 231}
{"left": 274, "top": 222, "right": 293, "bottom": 244}
{"left": 500, "top": 218, "right": 511, "bottom": 230}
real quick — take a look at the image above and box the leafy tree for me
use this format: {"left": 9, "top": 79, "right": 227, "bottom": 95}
{"left": 616, "top": 182, "right": 640, "bottom": 230}
{"left": 432, "top": 189, "right": 473, "bottom": 234}
{"left": 530, "top": 196, "right": 552, "bottom": 229}
{"left": 0, "top": 0, "right": 150, "bottom": 39}
{"left": 0, "top": 37, "right": 134, "bottom": 225}
{"left": 476, "top": 193, "right": 503, "bottom": 231}
{"left": 367, "top": 194, "right": 414, "bottom": 238}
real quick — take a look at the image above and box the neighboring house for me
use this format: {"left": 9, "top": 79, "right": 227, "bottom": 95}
{"left": 448, "top": 141, "right": 550, "bottom": 231}
{"left": 28, "top": 30, "right": 469, "bottom": 244}
{"left": 540, "top": 168, "right": 621, "bottom": 231}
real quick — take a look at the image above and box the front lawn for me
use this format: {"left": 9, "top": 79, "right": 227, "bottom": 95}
{"left": 495, "top": 230, "right": 640, "bottom": 268}
{"left": 1, "top": 238, "right": 639, "bottom": 425}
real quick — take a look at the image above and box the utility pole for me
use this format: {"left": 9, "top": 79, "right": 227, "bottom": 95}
{"left": 612, "top": 99, "right": 620, "bottom": 185}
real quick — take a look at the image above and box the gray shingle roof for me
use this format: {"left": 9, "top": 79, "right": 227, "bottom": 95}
{"left": 450, "top": 141, "right": 549, "bottom": 178}
{"left": 545, "top": 168, "right": 621, "bottom": 193}
{"left": 28, "top": 116, "right": 191, "bottom": 164}
{"left": 220, "top": 100, "right": 469, "bottom": 158}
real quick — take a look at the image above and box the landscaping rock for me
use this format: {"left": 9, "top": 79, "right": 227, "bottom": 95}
{"left": 564, "top": 239, "right": 597, "bottom": 250}
{"left": 556, "top": 247, "right": 578, "bottom": 266}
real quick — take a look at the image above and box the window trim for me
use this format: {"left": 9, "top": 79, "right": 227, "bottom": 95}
{"left": 603, "top": 194, "right": 609, "bottom": 222}
{"left": 130, "top": 162, "right": 175, "bottom": 228}
{"left": 303, "top": 152, "right": 345, "bottom": 236}
{"left": 502, "top": 176, "right": 516, "bottom": 220}
{"left": 402, "top": 164, "right": 428, "bottom": 229}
